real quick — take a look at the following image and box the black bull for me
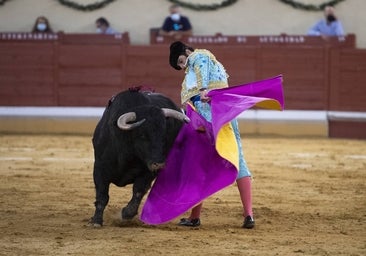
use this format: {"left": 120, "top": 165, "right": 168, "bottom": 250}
{"left": 90, "top": 89, "right": 189, "bottom": 227}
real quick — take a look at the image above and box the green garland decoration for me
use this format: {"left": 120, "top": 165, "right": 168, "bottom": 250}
{"left": 0, "top": 0, "right": 237, "bottom": 11}
{"left": 168, "top": 0, "right": 238, "bottom": 11}
{"left": 57, "top": 0, "right": 116, "bottom": 11}
{"left": 0, "top": 0, "right": 11, "bottom": 5}
{"left": 0, "top": 0, "right": 345, "bottom": 12}
{"left": 278, "top": 0, "right": 345, "bottom": 11}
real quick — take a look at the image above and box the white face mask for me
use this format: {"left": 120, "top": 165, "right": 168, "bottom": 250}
{"left": 170, "top": 13, "right": 180, "bottom": 21}
{"left": 37, "top": 23, "right": 47, "bottom": 31}
{"left": 96, "top": 28, "right": 102, "bottom": 33}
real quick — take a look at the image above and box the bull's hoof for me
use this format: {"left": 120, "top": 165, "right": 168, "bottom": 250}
{"left": 122, "top": 207, "right": 137, "bottom": 220}
{"left": 87, "top": 217, "right": 103, "bottom": 228}
{"left": 92, "top": 223, "right": 102, "bottom": 228}
{"left": 86, "top": 222, "right": 102, "bottom": 228}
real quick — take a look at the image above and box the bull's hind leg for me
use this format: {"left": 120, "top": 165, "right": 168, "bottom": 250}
{"left": 122, "top": 173, "right": 155, "bottom": 220}
{"left": 90, "top": 165, "right": 110, "bottom": 227}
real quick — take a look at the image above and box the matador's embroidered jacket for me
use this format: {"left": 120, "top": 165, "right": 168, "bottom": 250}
{"left": 181, "top": 49, "right": 229, "bottom": 104}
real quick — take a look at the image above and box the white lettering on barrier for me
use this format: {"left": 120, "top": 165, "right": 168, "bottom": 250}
{"left": 236, "top": 36, "right": 247, "bottom": 43}
{"left": 0, "top": 33, "right": 58, "bottom": 41}
{"left": 187, "top": 36, "right": 229, "bottom": 44}
{"left": 259, "top": 36, "right": 305, "bottom": 44}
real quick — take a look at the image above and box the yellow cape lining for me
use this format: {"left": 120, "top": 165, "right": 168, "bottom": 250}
{"left": 215, "top": 123, "right": 239, "bottom": 170}
{"left": 214, "top": 99, "right": 282, "bottom": 171}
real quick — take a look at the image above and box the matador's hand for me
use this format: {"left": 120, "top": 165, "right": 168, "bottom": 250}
{"left": 200, "top": 89, "right": 211, "bottom": 103}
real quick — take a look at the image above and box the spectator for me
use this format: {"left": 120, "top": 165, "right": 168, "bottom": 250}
{"left": 159, "top": 4, "right": 192, "bottom": 40}
{"left": 307, "top": 5, "right": 345, "bottom": 36}
{"left": 32, "top": 16, "right": 53, "bottom": 33}
{"left": 95, "top": 17, "right": 117, "bottom": 34}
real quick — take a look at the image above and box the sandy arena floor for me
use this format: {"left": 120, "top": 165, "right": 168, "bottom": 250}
{"left": 0, "top": 134, "right": 365, "bottom": 256}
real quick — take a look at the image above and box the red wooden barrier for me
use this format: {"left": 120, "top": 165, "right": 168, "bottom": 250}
{"left": 329, "top": 48, "right": 366, "bottom": 111}
{"left": 0, "top": 32, "right": 364, "bottom": 112}
{"left": 0, "top": 40, "right": 57, "bottom": 106}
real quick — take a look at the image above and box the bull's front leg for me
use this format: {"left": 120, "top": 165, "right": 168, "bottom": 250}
{"left": 90, "top": 164, "right": 110, "bottom": 227}
{"left": 122, "top": 173, "right": 155, "bottom": 220}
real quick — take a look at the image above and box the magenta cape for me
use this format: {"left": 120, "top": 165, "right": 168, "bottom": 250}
{"left": 140, "top": 75, "right": 284, "bottom": 225}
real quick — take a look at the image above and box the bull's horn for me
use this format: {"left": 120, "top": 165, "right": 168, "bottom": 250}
{"left": 162, "top": 108, "right": 190, "bottom": 123}
{"left": 117, "top": 112, "right": 146, "bottom": 130}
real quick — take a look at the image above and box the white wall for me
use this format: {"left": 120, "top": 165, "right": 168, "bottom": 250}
{"left": 0, "top": 0, "right": 364, "bottom": 48}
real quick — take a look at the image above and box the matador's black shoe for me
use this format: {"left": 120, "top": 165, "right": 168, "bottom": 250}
{"left": 178, "top": 218, "right": 201, "bottom": 227}
{"left": 242, "top": 216, "right": 255, "bottom": 229}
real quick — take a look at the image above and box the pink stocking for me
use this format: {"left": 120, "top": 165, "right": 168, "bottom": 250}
{"left": 189, "top": 202, "right": 203, "bottom": 219}
{"left": 236, "top": 176, "right": 253, "bottom": 217}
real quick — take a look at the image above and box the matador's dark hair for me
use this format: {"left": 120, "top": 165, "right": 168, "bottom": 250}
{"left": 169, "top": 41, "right": 194, "bottom": 70}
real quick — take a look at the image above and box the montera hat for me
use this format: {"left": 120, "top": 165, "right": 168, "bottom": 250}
{"left": 169, "top": 41, "right": 187, "bottom": 70}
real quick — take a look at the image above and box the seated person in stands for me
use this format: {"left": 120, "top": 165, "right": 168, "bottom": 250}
{"left": 32, "top": 16, "right": 53, "bottom": 33}
{"left": 307, "top": 5, "right": 345, "bottom": 37}
{"left": 95, "top": 17, "right": 117, "bottom": 34}
{"left": 159, "top": 4, "right": 192, "bottom": 40}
